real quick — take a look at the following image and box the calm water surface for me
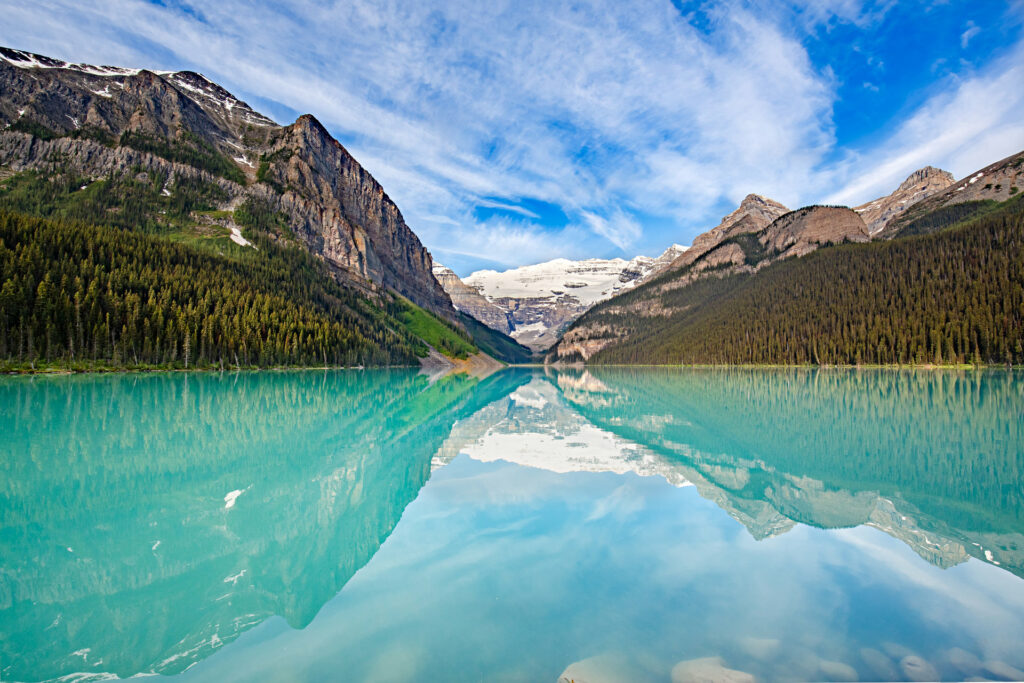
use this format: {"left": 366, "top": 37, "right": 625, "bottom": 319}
{"left": 1, "top": 368, "right": 1023, "bottom": 682}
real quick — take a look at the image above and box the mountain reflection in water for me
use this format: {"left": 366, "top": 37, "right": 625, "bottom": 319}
{"left": 1, "top": 368, "right": 1022, "bottom": 682}
{"left": 0, "top": 369, "right": 529, "bottom": 681}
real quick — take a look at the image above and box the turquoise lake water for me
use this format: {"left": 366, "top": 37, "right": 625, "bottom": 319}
{"left": 1, "top": 368, "right": 1023, "bottom": 682}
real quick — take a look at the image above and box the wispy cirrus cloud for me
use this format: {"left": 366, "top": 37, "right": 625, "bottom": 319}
{"left": 825, "top": 40, "right": 1024, "bottom": 206}
{"left": 3, "top": 0, "right": 1023, "bottom": 274}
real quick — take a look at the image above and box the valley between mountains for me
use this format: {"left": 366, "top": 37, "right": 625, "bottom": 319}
{"left": 2, "top": 46, "right": 1023, "bottom": 371}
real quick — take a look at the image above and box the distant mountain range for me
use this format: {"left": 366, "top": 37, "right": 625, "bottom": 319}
{"left": 434, "top": 244, "right": 686, "bottom": 350}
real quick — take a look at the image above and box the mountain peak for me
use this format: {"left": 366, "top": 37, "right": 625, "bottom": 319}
{"left": 740, "top": 193, "right": 787, "bottom": 211}
{"left": 897, "top": 166, "right": 955, "bottom": 193}
{"left": 856, "top": 165, "right": 956, "bottom": 234}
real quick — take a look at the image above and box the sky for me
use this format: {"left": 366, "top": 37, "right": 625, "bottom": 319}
{"left": 3, "top": 0, "right": 1024, "bottom": 275}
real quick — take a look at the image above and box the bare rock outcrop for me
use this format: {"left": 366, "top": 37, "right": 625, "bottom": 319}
{"left": 431, "top": 264, "right": 514, "bottom": 334}
{"left": 761, "top": 205, "right": 870, "bottom": 257}
{"left": 667, "top": 193, "right": 789, "bottom": 272}
{"left": 855, "top": 166, "right": 955, "bottom": 235}
{"left": 0, "top": 46, "right": 454, "bottom": 318}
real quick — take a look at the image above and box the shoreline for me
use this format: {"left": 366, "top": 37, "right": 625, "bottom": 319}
{"left": 4, "top": 361, "right": 1018, "bottom": 376}
{"left": 1, "top": 363, "right": 419, "bottom": 376}
{"left": 530, "top": 362, "right": 1016, "bottom": 370}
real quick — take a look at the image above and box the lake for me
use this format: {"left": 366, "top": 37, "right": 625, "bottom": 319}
{"left": 1, "top": 368, "right": 1023, "bottom": 682}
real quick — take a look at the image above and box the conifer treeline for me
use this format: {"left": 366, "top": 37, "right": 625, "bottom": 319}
{"left": 587, "top": 200, "right": 1024, "bottom": 365}
{"left": 0, "top": 211, "right": 423, "bottom": 368}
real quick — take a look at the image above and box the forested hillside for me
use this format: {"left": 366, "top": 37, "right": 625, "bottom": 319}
{"left": 0, "top": 210, "right": 432, "bottom": 370}
{"left": 0, "top": 47, "right": 537, "bottom": 370}
{"left": 567, "top": 195, "right": 1024, "bottom": 366}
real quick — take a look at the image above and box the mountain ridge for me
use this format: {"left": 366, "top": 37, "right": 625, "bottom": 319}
{"left": 434, "top": 243, "right": 687, "bottom": 351}
{"left": 546, "top": 151, "right": 1023, "bottom": 364}
{"left": 0, "top": 45, "right": 454, "bottom": 317}
{"left": 855, "top": 165, "right": 955, "bottom": 235}
{"left": 0, "top": 45, "right": 534, "bottom": 367}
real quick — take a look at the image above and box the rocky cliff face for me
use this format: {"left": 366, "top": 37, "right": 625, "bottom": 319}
{"left": 761, "top": 205, "right": 870, "bottom": 257}
{"left": 432, "top": 263, "right": 514, "bottom": 334}
{"left": 0, "top": 46, "right": 454, "bottom": 316}
{"left": 879, "top": 150, "right": 1024, "bottom": 238}
{"left": 448, "top": 248, "right": 685, "bottom": 351}
{"left": 855, "top": 166, "right": 955, "bottom": 235}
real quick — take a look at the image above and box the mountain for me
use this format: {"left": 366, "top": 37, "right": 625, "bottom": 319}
{"left": 0, "top": 46, "right": 528, "bottom": 368}
{"left": 0, "top": 46, "right": 450, "bottom": 314}
{"left": 550, "top": 152, "right": 1024, "bottom": 365}
{"left": 664, "top": 193, "right": 789, "bottom": 272}
{"left": 880, "top": 150, "right": 1024, "bottom": 238}
{"left": 550, "top": 197, "right": 870, "bottom": 361}
{"left": 854, "top": 166, "right": 955, "bottom": 235}
{"left": 432, "top": 263, "right": 514, "bottom": 334}
{"left": 436, "top": 244, "right": 686, "bottom": 351}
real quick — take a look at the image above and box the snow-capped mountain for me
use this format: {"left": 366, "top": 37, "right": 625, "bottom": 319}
{"left": 438, "top": 244, "right": 687, "bottom": 351}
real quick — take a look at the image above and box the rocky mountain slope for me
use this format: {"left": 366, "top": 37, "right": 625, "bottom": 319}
{"left": 0, "top": 46, "right": 452, "bottom": 316}
{"left": 432, "top": 263, "right": 514, "bottom": 334}
{"left": 435, "top": 244, "right": 686, "bottom": 351}
{"left": 549, "top": 153, "right": 1024, "bottom": 364}
{"left": 665, "top": 193, "right": 789, "bottom": 272}
{"left": 552, "top": 200, "right": 871, "bottom": 360}
{"left": 854, "top": 166, "right": 955, "bottom": 235}
{"left": 880, "top": 150, "right": 1024, "bottom": 238}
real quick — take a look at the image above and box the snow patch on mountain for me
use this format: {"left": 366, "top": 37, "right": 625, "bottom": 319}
{"left": 465, "top": 257, "right": 652, "bottom": 307}
{"left": 0, "top": 46, "right": 172, "bottom": 77}
{"left": 446, "top": 243, "right": 688, "bottom": 351}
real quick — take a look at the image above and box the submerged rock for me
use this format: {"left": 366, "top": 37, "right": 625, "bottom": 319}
{"left": 557, "top": 652, "right": 638, "bottom": 683}
{"left": 671, "top": 656, "right": 755, "bottom": 683}
{"left": 900, "top": 655, "right": 939, "bottom": 682}
{"left": 983, "top": 660, "right": 1024, "bottom": 681}
{"left": 859, "top": 647, "right": 898, "bottom": 680}
{"left": 946, "top": 647, "right": 982, "bottom": 675}
{"left": 818, "top": 659, "right": 859, "bottom": 681}
{"left": 738, "top": 637, "right": 780, "bottom": 661}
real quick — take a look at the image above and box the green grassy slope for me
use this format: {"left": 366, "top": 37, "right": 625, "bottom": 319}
{"left": 392, "top": 296, "right": 477, "bottom": 359}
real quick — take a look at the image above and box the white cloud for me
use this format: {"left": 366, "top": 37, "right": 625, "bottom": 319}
{"left": 2, "top": 0, "right": 1023, "bottom": 270}
{"left": 580, "top": 210, "right": 642, "bottom": 250}
{"left": 473, "top": 199, "right": 541, "bottom": 219}
{"left": 0, "top": 0, "right": 844, "bottom": 259}
{"left": 961, "top": 21, "right": 981, "bottom": 49}
{"left": 825, "top": 43, "right": 1024, "bottom": 206}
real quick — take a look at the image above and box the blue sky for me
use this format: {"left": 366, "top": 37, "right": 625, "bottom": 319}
{"left": 3, "top": 0, "right": 1024, "bottom": 275}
